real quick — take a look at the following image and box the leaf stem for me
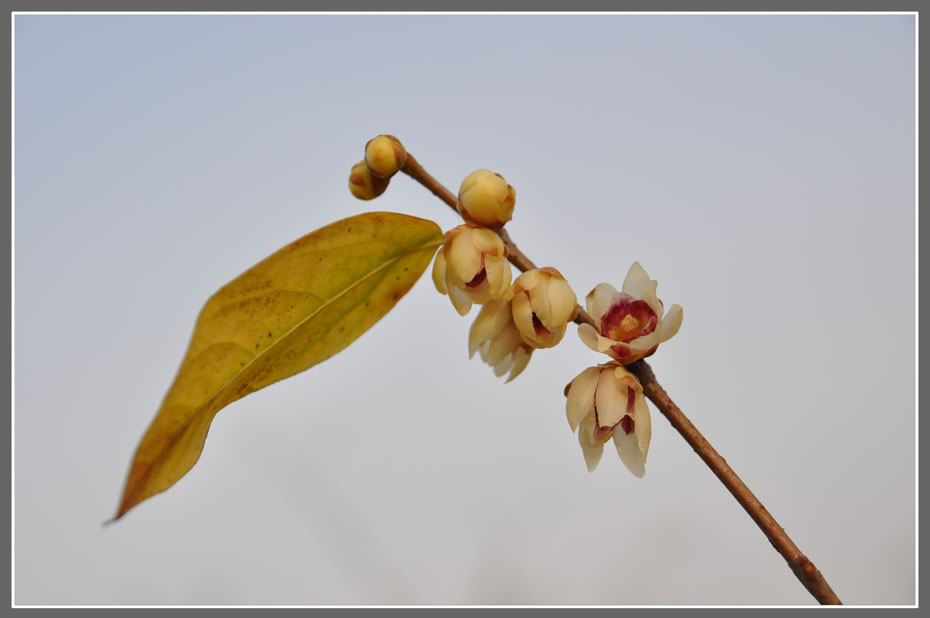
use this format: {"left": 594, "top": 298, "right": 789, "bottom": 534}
{"left": 400, "top": 152, "right": 842, "bottom": 605}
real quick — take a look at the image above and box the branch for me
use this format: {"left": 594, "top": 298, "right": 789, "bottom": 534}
{"left": 400, "top": 153, "right": 842, "bottom": 605}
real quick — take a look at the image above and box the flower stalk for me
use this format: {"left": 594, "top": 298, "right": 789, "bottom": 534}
{"left": 400, "top": 150, "right": 842, "bottom": 605}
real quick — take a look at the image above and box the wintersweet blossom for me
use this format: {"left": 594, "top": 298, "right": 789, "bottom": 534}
{"left": 565, "top": 363, "right": 652, "bottom": 477}
{"left": 432, "top": 224, "right": 512, "bottom": 316}
{"left": 511, "top": 267, "right": 577, "bottom": 348}
{"left": 468, "top": 292, "right": 533, "bottom": 381}
{"left": 577, "top": 261, "right": 683, "bottom": 365}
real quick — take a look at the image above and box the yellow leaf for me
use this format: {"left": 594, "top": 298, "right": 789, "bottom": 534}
{"left": 115, "top": 211, "right": 442, "bottom": 519}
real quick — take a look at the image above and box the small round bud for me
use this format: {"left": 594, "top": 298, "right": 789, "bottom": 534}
{"left": 457, "top": 169, "right": 516, "bottom": 229}
{"left": 348, "top": 161, "right": 389, "bottom": 201}
{"left": 364, "top": 135, "right": 407, "bottom": 179}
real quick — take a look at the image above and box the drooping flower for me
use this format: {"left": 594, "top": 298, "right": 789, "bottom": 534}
{"left": 432, "top": 224, "right": 512, "bottom": 316}
{"left": 468, "top": 292, "right": 533, "bottom": 381}
{"left": 457, "top": 169, "right": 516, "bottom": 229}
{"left": 577, "top": 261, "right": 683, "bottom": 365}
{"left": 565, "top": 363, "right": 651, "bottom": 477}
{"left": 511, "top": 267, "right": 577, "bottom": 348}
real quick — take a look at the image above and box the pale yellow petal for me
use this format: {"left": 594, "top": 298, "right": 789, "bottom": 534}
{"left": 632, "top": 394, "right": 651, "bottom": 461}
{"left": 492, "top": 354, "right": 513, "bottom": 377}
{"left": 613, "top": 430, "right": 646, "bottom": 478}
{"left": 468, "top": 298, "right": 512, "bottom": 356}
{"left": 469, "top": 226, "right": 503, "bottom": 254}
{"left": 546, "top": 277, "right": 577, "bottom": 326}
{"left": 621, "top": 261, "right": 651, "bottom": 298}
{"left": 448, "top": 231, "right": 482, "bottom": 283}
{"left": 528, "top": 272, "right": 552, "bottom": 323}
{"left": 577, "top": 323, "right": 601, "bottom": 352}
{"left": 487, "top": 322, "right": 523, "bottom": 366}
{"left": 448, "top": 284, "right": 473, "bottom": 316}
{"left": 579, "top": 429, "right": 605, "bottom": 472}
{"left": 506, "top": 347, "right": 532, "bottom": 382}
{"left": 566, "top": 366, "right": 600, "bottom": 431}
{"left": 657, "top": 304, "right": 683, "bottom": 343}
{"left": 588, "top": 282, "right": 619, "bottom": 321}
{"left": 640, "top": 279, "right": 663, "bottom": 317}
{"left": 511, "top": 292, "right": 539, "bottom": 346}
{"left": 595, "top": 367, "right": 627, "bottom": 428}
{"left": 431, "top": 250, "right": 448, "bottom": 294}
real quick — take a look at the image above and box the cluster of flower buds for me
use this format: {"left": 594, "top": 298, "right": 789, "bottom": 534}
{"left": 348, "top": 135, "right": 407, "bottom": 201}
{"left": 432, "top": 169, "right": 577, "bottom": 381}
{"left": 565, "top": 261, "right": 683, "bottom": 477}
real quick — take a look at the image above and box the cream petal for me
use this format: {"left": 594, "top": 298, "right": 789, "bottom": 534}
{"left": 621, "top": 261, "right": 651, "bottom": 298}
{"left": 637, "top": 279, "right": 662, "bottom": 318}
{"left": 515, "top": 268, "right": 540, "bottom": 293}
{"left": 431, "top": 251, "right": 448, "bottom": 294}
{"left": 448, "top": 284, "right": 473, "bottom": 316}
{"left": 632, "top": 394, "right": 652, "bottom": 461}
{"left": 579, "top": 429, "right": 605, "bottom": 472}
{"left": 469, "top": 226, "right": 501, "bottom": 254}
{"left": 468, "top": 298, "right": 512, "bottom": 356}
{"left": 465, "top": 278, "right": 492, "bottom": 305}
{"left": 497, "top": 261, "right": 513, "bottom": 297}
{"left": 657, "top": 304, "right": 683, "bottom": 343}
{"left": 487, "top": 323, "right": 523, "bottom": 366}
{"left": 566, "top": 366, "right": 601, "bottom": 431}
{"left": 448, "top": 233, "right": 483, "bottom": 283}
{"left": 595, "top": 368, "right": 627, "bottom": 427}
{"left": 506, "top": 347, "right": 532, "bottom": 382}
{"left": 613, "top": 430, "right": 646, "bottom": 478}
{"left": 627, "top": 331, "right": 660, "bottom": 356}
{"left": 577, "top": 323, "right": 601, "bottom": 352}
{"left": 588, "top": 283, "right": 620, "bottom": 321}
{"left": 511, "top": 292, "right": 539, "bottom": 346}
{"left": 492, "top": 354, "right": 513, "bottom": 377}
{"left": 477, "top": 340, "right": 491, "bottom": 363}
{"left": 595, "top": 332, "right": 617, "bottom": 353}
{"left": 546, "top": 277, "right": 577, "bottom": 327}
{"left": 485, "top": 258, "right": 509, "bottom": 300}
{"left": 528, "top": 273, "right": 552, "bottom": 324}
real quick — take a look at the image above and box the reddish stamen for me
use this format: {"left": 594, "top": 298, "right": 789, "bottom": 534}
{"left": 532, "top": 314, "right": 550, "bottom": 336}
{"left": 619, "top": 415, "right": 635, "bottom": 435}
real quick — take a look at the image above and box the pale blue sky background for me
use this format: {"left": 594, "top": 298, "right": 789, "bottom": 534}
{"left": 14, "top": 14, "right": 915, "bottom": 605}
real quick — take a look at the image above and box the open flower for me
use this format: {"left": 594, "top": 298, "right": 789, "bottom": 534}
{"left": 432, "top": 224, "right": 512, "bottom": 316}
{"left": 468, "top": 292, "right": 532, "bottom": 381}
{"left": 511, "top": 267, "right": 577, "bottom": 348}
{"left": 565, "top": 363, "right": 651, "bottom": 477}
{"left": 577, "top": 261, "right": 683, "bottom": 365}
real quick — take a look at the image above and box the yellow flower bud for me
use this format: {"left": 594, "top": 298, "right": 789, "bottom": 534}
{"left": 431, "top": 224, "right": 512, "bottom": 316}
{"left": 364, "top": 134, "right": 407, "bottom": 179}
{"left": 511, "top": 267, "right": 577, "bottom": 348}
{"left": 456, "top": 169, "right": 515, "bottom": 229}
{"left": 348, "top": 160, "right": 389, "bottom": 201}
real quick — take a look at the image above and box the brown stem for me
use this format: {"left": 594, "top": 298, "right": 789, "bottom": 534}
{"left": 399, "top": 152, "right": 841, "bottom": 605}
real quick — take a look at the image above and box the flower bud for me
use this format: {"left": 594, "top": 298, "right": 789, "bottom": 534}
{"left": 565, "top": 363, "right": 651, "bottom": 477}
{"left": 364, "top": 134, "right": 407, "bottom": 179}
{"left": 468, "top": 292, "right": 533, "bottom": 382}
{"left": 456, "top": 169, "right": 515, "bottom": 229}
{"left": 348, "top": 160, "right": 389, "bottom": 201}
{"left": 431, "top": 224, "right": 512, "bottom": 316}
{"left": 511, "top": 267, "right": 577, "bottom": 348}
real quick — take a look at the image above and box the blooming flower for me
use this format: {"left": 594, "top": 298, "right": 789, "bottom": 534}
{"left": 511, "top": 267, "right": 577, "bottom": 348}
{"left": 468, "top": 292, "right": 533, "bottom": 381}
{"left": 457, "top": 169, "right": 516, "bottom": 229}
{"left": 577, "top": 261, "right": 683, "bottom": 365}
{"left": 565, "top": 363, "right": 651, "bottom": 477}
{"left": 432, "top": 224, "right": 512, "bottom": 316}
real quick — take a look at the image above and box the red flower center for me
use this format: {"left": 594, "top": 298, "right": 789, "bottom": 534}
{"left": 601, "top": 294, "right": 658, "bottom": 343}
